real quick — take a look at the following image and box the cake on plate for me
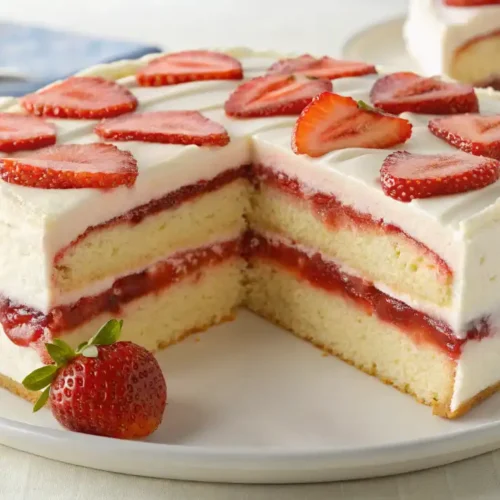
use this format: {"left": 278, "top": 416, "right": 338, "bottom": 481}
{"left": 1, "top": 48, "right": 500, "bottom": 419}
{"left": 404, "top": 0, "right": 500, "bottom": 87}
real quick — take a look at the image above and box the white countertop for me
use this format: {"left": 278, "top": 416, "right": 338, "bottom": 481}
{"left": 2, "top": 0, "right": 500, "bottom": 498}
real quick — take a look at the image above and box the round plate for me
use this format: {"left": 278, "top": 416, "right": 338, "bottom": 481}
{"left": 342, "top": 17, "right": 419, "bottom": 73}
{"left": 2, "top": 310, "right": 500, "bottom": 483}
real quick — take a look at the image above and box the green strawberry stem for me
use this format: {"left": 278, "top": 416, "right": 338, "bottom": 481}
{"left": 22, "top": 318, "right": 123, "bottom": 412}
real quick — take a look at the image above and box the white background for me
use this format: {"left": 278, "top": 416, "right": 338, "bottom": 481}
{"left": 3, "top": 1, "right": 500, "bottom": 499}
{"left": 0, "top": 0, "right": 406, "bottom": 54}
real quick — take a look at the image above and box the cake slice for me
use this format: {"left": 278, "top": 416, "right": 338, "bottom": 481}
{"left": 404, "top": 0, "right": 500, "bottom": 87}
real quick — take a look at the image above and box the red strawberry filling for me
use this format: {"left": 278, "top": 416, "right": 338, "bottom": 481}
{"left": 0, "top": 143, "right": 138, "bottom": 189}
{"left": 136, "top": 50, "right": 243, "bottom": 87}
{"left": 380, "top": 151, "right": 500, "bottom": 202}
{"left": 429, "top": 114, "right": 500, "bottom": 160}
{"left": 292, "top": 93, "right": 412, "bottom": 157}
{"left": 247, "top": 231, "right": 487, "bottom": 359}
{"left": 267, "top": 55, "right": 376, "bottom": 80}
{"left": 1, "top": 238, "right": 242, "bottom": 351}
{"left": 0, "top": 114, "right": 56, "bottom": 153}
{"left": 21, "top": 77, "right": 138, "bottom": 119}
{"left": 95, "top": 110, "right": 230, "bottom": 146}
{"left": 370, "top": 72, "right": 478, "bottom": 115}
{"left": 224, "top": 74, "right": 332, "bottom": 118}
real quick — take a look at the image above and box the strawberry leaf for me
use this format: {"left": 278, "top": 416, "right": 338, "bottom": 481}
{"left": 77, "top": 341, "right": 88, "bottom": 352}
{"left": 45, "top": 341, "right": 75, "bottom": 365}
{"left": 33, "top": 386, "right": 50, "bottom": 413}
{"left": 22, "top": 365, "right": 58, "bottom": 391}
{"left": 357, "top": 100, "right": 380, "bottom": 114}
{"left": 88, "top": 319, "right": 123, "bottom": 347}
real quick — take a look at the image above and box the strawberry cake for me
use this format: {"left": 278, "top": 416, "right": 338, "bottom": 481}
{"left": 1, "top": 48, "right": 500, "bottom": 419}
{"left": 404, "top": 0, "right": 500, "bottom": 87}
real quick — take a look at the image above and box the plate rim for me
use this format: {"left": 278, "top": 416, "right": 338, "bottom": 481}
{"left": 341, "top": 15, "right": 407, "bottom": 62}
{"left": 2, "top": 409, "right": 500, "bottom": 483}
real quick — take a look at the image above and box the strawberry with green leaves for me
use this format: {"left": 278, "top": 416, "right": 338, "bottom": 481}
{"left": 23, "top": 319, "right": 167, "bottom": 439}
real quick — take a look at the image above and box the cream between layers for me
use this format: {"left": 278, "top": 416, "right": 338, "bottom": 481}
{"left": 404, "top": 0, "right": 500, "bottom": 79}
{"left": 3, "top": 51, "right": 500, "bottom": 414}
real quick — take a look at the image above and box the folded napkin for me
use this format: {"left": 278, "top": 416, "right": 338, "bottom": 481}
{"left": 0, "top": 22, "right": 162, "bottom": 96}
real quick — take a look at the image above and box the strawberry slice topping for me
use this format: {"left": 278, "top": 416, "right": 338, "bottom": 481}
{"left": 429, "top": 114, "right": 500, "bottom": 160}
{"left": 444, "top": 0, "right": 500, "bottom": 6}
{"left": 0, "top": 143, "right": 138, "bottom": 189}
{"left": 95, "top": 110, "right": 230, "bottom": 146}
{"left": 380, "top": 151, "right": 500, "bottom": 202}
{"left": 136, "top": 50, "right": 243, "bottom": 86}
{"left": 224, "top": 74, "right": 332, "bottom": 118}
{"left": 292, "top": 93, "right": 412, "bottom": 158}
{"left": 21, "top": 77, "right": 138, "bottom": 119}
{"left": 267, "top": 55, "right": 377, "bottom": 80}
{"left": 0, "top": 114, "right": 56, "bottom": 153}
{"left": 370, "top": 72, "right": 478, "bottom": 115}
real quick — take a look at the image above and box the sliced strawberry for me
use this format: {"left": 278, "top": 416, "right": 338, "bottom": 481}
{"left": 444, "top": 0, "right": 500, "bottom": 5}
{"left": 0, "top": 143, "right": 138, "bottom": 189}
{"left": 380, "top": 151, "right": 500, "bottom": 202}
{"left": 95, "top": 110, "right": 229, "bottom": 146}
{"left": 0, "top": 114, "right": 56, "bottom": 153}
{"left": 21, "top": 77, "right": 138, "bottom": 119}
{"left": 370, "top": 72, "right": 478, "bottom": 115}
{"left": 137, "top": 50, "right": 243, "bottom": 86}
{"left": 267, "top": 55, "right": 376, "bottom": 80}
{"left": 429, "top": 114, "right": 500, "bottom": 160}
{"left": 224, "top": 74, "right": 332, "bottom": 118}
{"left": 292, "top": 93, "right": 412, "bottom": 158}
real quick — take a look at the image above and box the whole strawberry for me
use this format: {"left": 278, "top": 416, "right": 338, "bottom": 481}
{"left": 22, "top": 319, "right": 167, "bottom": 439}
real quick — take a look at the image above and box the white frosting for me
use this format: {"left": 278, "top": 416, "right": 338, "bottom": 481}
{"left": 0, "top": 326, "right": 44, "bottom": 383}
{"left": 404, "top": 0, "right": 500, "bottom": 77}
{"left": 452, "top": 330, "right": 500, "bottom": 411}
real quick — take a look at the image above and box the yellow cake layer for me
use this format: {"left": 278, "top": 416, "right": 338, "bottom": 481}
{"left": 249, "top": 184, "right": 452, "bottom": 308}
{"left": 451, "top": 32, "right": 500, "bottom": 84}
{"left": 54, "top": 179, "right": 250, "bottom": 294}
{"left": 245, "top": 259, "right": 455, "bottom": 413}
{"left": 57, "top": 258, "right": 245, "bottom": 353}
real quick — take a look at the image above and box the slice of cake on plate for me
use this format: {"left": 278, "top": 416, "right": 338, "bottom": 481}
{"left": 404, "top": 0, "right": 500, "bottom": 87}
{"left": 1, "top": 49, "right": 500, "bottom": 419}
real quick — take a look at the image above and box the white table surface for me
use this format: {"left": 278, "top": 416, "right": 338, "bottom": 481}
{"left": 1, "top": 0, "right": 500, "bottom": 498}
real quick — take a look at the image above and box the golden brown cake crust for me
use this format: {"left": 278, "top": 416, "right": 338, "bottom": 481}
{"left": 436, "top": 380, "right": 500, "bottom": 419}
{"left": 0, "top": 373, "right": 40, "bottom": 404}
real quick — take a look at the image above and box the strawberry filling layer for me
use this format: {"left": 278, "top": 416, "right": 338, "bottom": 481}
{"left": 247, "top": 232, "right": 487, "bottom": 358}
{"left": 1, "top": 238, "right": 242, "bottom": 349}
{"left": 253, "top": 164, "right": 453, "bottom": 279}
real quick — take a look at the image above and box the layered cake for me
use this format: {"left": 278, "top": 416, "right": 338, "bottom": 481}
{"left": 404, "top": 0, "right": 500, "bottom": 87}
{"left": 1, "top": 49, "right": 500, "bottom": 419}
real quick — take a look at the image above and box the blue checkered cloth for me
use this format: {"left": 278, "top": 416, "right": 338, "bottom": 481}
{"left": 0, "top": 23, "right": 162, "bottom": 96}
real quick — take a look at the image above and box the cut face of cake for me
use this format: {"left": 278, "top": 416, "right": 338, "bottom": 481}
{"left": 404, "top": 0, "right": 500, "bottom": 87}
{"left": 2, "top": 49, "right": 500, "bottom": 419}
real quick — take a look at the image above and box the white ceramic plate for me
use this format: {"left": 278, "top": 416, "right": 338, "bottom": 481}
{"left": 2, "top": 310, "right": 500, "bottom": 483}
{"left": 342, "top": 17, "right": 419, "bottom": 73}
